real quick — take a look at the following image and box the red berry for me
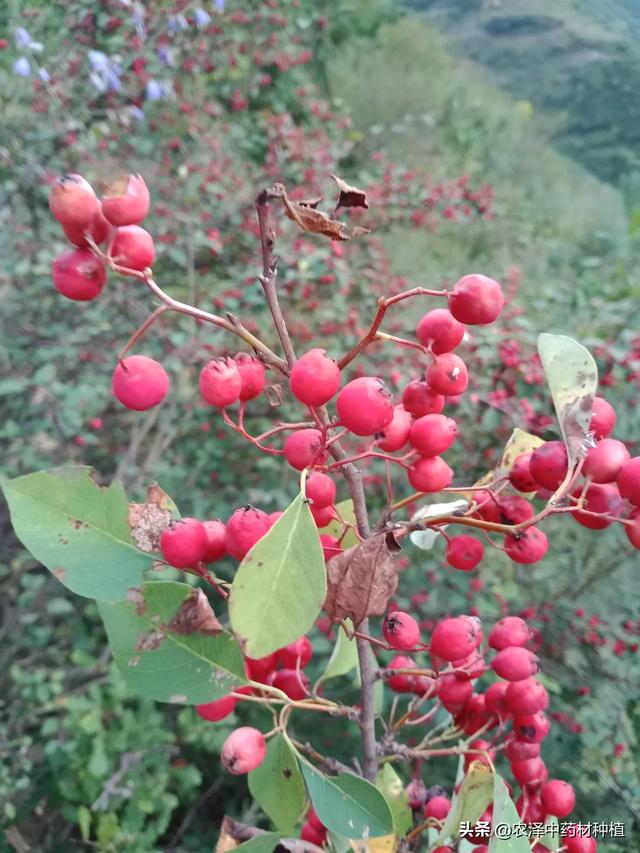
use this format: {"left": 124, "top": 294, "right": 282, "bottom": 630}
{"left": 310, "top": 502, "right": 336, "bottom": 527}
{"left": 63, "top": 208, "right": 110, "bottom": 248}
{"left": 112, "top": 355, "right": 169, "bottom": 411}
{"left": 416, "top": 308, "right": 465, "bottom": 353}
{"left": 509, "top": 452, "right": 537, "bottom": 492}
{"left": 498, "top": 495, "right": 533, "bottom": 525}
{"left": 529, "top": 441, "right": 568, "bottom": 490}
{"left": 306, "top": 472, "right": 336, "bottom": 508}
{"left": 513, "top": 711, "right": 550, "bottom": 743}
{"left": 406, "top": 778, "right": 427, "bottom": 810}
{"left": 283, "top": 429, "right": 326, "bottom": 470}
{"left": 245, "top": 653, "right": 277, "bottom": 681}
{"left": 225, "top": 506, "right": 271, "bottom": 560}
{"left": 473, "top": 490, "right": 502, "bottom": 523}
{"left": 492, "top": 647, "right": 539, "bottom": 681}
{"left": 221, "top": 727, "right": 266, "bottom": 774}
{"left": 101, "top": 174, "right": 150, "bottom": 226}
{"left": 407, "top": 456, "right": 453, "bottom": 492}
{"left": 484, "top": 681, "right": 510, "bottom": 716}
{"left": 376, "top": 405, "right": 412, "bottom": 451}
{"left": 306, "top": 806, "right": 325, "bottom": 832}
{"left": 319, "top": 534, "right": 341, "bottom": 561}
{"left": 582, "top": 439, "right": 629, "bottom": 483}
{"left": 571, "top": 483, "right": 619, "bottom": 530}
{"left": 289, "top": 348, "right": 340, "bottom": 406}
{"left": 278, "top": 636, "right": 313, "bottom": 669}
{"left": 541, "top": 780, "right": 576, "bottom": 818}
{"left": 49, "top": 174, "right": 100, "bottom": 230}
{"left": 448, "top": 274, "right": 505, "bottom": 325}
{"left": 511, "top": 757, "right": 548, "bottom": 788}
{"left": 383, "top": 611, "right": 421, "bottom": 650}
{"left": 431, "top": 616, "right": 482, "bottom": 661}
{"left": 562, "top": 830, "right": 597, "bottom": 853}
{"left": 505, "top": 737, "right": 540, "bottom": 763}
{"left": 445, "top": 536, "right": 483, "bottom": 571}
{"left": 111, "top": 225, "right": 155, "bottom": 271}
{"left": 202, "top": 520, "right": 227, "bottom": 563}
{"left": 234, "top": 354, "right": 266, "bottom": 401}
{"left": 199, "top": 358, "right": 242, "bottom": 408}
{"left": 386, "top": 654, "right": 416, "bottom": 692}
{"left": 160, "top": 518, "right": 208, "bottom": 568}
{"left": 409, "top": 414, "right": 458, "bottom": 456}
{"left": 489, "top": 617, "right": 532, "bottom": 651}
{"left": 624, "top": 509, "right": 640, "bottom": 549}
{"left": 402, "top": 380, "right": 445, "bottom": 417}
{"left": 196, "top": 695, "right": 236, "bottom": 721}
{"left": 271, "top": 668, "right": 309, "bottom": 700}
{"left": 424, "top": 794, "right": 450, "bottom": 820}
{"left": 436, "top": 673, "right": 473, "bottom": 713}
{"left": 504, "top": 527, "right": 548, "bottom": 564}
{"left": 426, "top": 353, "right": 468, "bottom": 396}
{"left": 336, "top": 377, "right": 394, "bottom": 436}
{"left": 300, "top": 822, "right": 325, "bottom": 846}
{"left": 590, "top": 396, "right": 615, "bottom": 439}
{"left": 52, "top": 248, "right": 106, "bottom": 301}
{"left": 617, "top": 456, "right": 640, "bottom": 505}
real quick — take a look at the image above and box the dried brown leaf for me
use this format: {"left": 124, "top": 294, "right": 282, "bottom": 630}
{"left": 128, "top": 483, "right": 174, "bottom": 552}
{"left": 324, "top": 533, "right": 400, "bottom": 627}
{"left": 216, "top": 817, "right": 241, "bottom": 852}
{"left": 280, "top": 186, "right": 371, "bottom": 241}
{"left": 165, "top": 588, "right": 222, "bottom": 636}
{"left": 331, "top": 174, "right": 369, "bottom": 210}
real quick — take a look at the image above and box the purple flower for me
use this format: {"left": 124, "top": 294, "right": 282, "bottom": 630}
{"left": 132, "top": 9, "right": 146, "bottom": 39}
{"left": 88, "top": 50, "right": 109, "bottom": 72}
{"left": 168, "top": 14, "right": 188, "bottom": 34}
{"left": 194, "top": 8, "right": 211, "bottom": 28}
{"left": 130, "top": 106, "right": 145, "bottom": 122}
{"left": 13, "top": 27, "right": 31, "bottom": 48}
{"left": 13, "top": 57, "right": 31, "bottom": 77}
{"left": 214, "top": 0, "right": 225, "bottom": 12}
{"left": 145, "top": 79, "right": 164, "bottom": 101}
{"left": 157, "top": 45, "right": 174, "bottom": 67}
{"left": 38, "top": 67, "right": 50, "bottom": 83}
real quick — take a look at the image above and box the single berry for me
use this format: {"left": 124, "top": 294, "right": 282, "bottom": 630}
{"left": 196, "top": 695, "right": 235, "bottom": 721}
{"left": 511, "top": 757, "right": 548, "bottom": 788}
{"left": 409, "top": 413, "right": 458, "bottom": 456}
{"left": 402, "top": 380, "right": 445, "bottom": 417}
{"left": 489, "top": 617, "right": 532, "bottom": 650}
{"left": 271, "top": 668, "right": 309, "bottom": 700}
{"left": 63, "top": 208, "right": 110, "bottom": 248}
{"left": 571, "top": 483, "right": 619, "bottom": 530}
{"left": 112, "top": 355, "right": 169, "bottom": 411}
{"left": 101, "top": 174, "right": 150, "bottom": 226}
{"left": 383, "top": 611, "right": 421, "bottom": 650}
{"left": 49, "top": 173, "right": 100, "bottom": 229}
{"left": 498, "top": 495, "right": 533, "bottom": 525}
{"left": 509, "top": 451, "right": 538, "bottom": 492}
{"left": 562, "top": 831, "right": 597, "bottom": 853}
{"left": 416, "top": 308, "right": 465, "bottom": 353}
{"left": 234, "top": 354, "right": 266, "bottom": 401}
{"left": 473, "top": 489, "right": 502, "bottom": 523}
{"left": 221, "top": 727, "right": 266, "bottom": 774}
{"left": 436, "top": 673, "right": 473, "bottom": 713}
{"left": 306, "top": 472, "right": 336, "bottom": 508}
{"left": 505, "top": 737, "right": 540, "bottom": 763}
{"left": 492, "top": 646, "right": 539, "bottom": 681}
{"left": 289, "top": 348, "right": 341, "bottom": 406}
{"left": 529, "top": 441, "right": 568, "bottom": 490}
{"left": 336, "top": 376, "right": 394, "bottom": 436}
{"left": 225, "top": 506, "right": 271, "bottom": 560}
{"left": 430, "top": 616, "right": 482, "bottom": 662}
{"left": 386, "top": 654, "right": 416, "bottom": 692}
{"left": 111, "top": 224, "right": 155, "bottom": 271}
{"left": 506, "top": 678, "right": 549, "bottom": 715}
{"left": 52, "top": 248, "right": 106, "bottom": 301}
{"left": 504, "top": 527, "right": 548, "bottom": 564}
{"left": 376, "top": 405, "right": 412, "bottom": 452}
{"left": 424, "top": 794, "right": 450, "bottom": 820}
{"left": 407, "top": 456, "right": 453, "bottom": 492}
{"left": 310, "top": 503, "right": 336, "bottom": 528}
{"left": 319, "top": 534, "right": 341, "bottom": 561}
{"left": 199, "top": 358, "right": 242, "bottom": 408}
{"left": 484, "top": 681, "right": 510, "bottom": 716}
{"left": 283, "top": 429, "right": 325, "bottom": 470}
{"left": 541, "top": 780, "right": 576, "bottom": 818}
{"left": 406, "top": 778, "right": 427, "bottom": 810}
{"left": 448, "top": 274, "right": 505, "bottom": 325}
{"left": 245, "top": 653, "right": 278, "bottom": 682}
{"left": 624, "top": 509, "right": 640, "bottom": 549}
{"left": 160, "top": 518, "right": 208, "bottom": 568}
{"left": 202, "top": 519, "right": 227, "bottom": 563}
{"left": 590, "top": 396, "right": 615, "bottom": 439}
{"left": 426, "top": 353, "right": 469, "bottom": 396}
{"left": 616, "top": 456, "right": 640, "bottom": 505}
{"left": 300, "top": 823, "right": 326, "bottom": 846}
{"left": 513, "top": 711, "right": 550, "bottom": 743}
{"left": 445, "top": 536, "right": 483, "bottom": 571}
{"left": 306, "top": 805, "right": 325, "bottom": 833}
{"left": 278, "top": 636, "right": 313, "bottom": 669}
{"left": 582, "top": 439, "right": 629, "bottom": 483}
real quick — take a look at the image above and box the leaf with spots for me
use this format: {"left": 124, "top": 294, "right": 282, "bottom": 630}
{"left": 248, "top": 733, "right": 305, "bottom": 835}
{"left": 537, "top": 334, "right": 598, "bottom": 468}
{"left": 128, "top": 482, "right": 179, "bottom": 553}
{"left": 432, "top": 761, "right": 493, "bottom": 847}
{"left": 488, "top": 773, "right": 530, "bottom": 852}
{"left": 98, "top": 581, "right": 245, "bottom": 704}
{"left": 1, "top": 466, "right": 153, "bottom": 600}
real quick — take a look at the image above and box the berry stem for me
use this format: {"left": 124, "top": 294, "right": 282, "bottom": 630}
{"left": 118, "top": 305, "right": 169, "bottom": 361}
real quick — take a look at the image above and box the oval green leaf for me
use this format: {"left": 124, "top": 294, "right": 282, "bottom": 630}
{"left": 299, "top": 759, "right": 394, "bottom": 839}
{"left": 98, "top": 581, "right": 245, "bottom": 704}
{"left": 537, "top": 333, "right": 598, "bottom": 467}
{"left": 318, "top": 620, "right": 359, "bottom": 685}
{"left": 376, "top": 765, "right": 411, "bottom": 837}
{"left": 1, "top": 466, "right": 153, "bottom": 600}
{"left": 320, "top": 498, "right": 360, "bottom": 549}
{"left": 248, "top": 733, "right": 305, "bottom": 836}
{"left": 228, "top": 490, "right": 326, "bottom": 657}
{"left": 488, "top": 773, "right": 530, "bottom": 853}
{"left": 433, "top": 761, "right": 493, "bottom": 846}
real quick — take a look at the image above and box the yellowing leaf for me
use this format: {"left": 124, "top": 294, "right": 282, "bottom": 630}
{"left": 464, "top": 428, "right": 544, "bottom": 499}
{"left": 349, "top": 834, "right": 397, "bottom": 852}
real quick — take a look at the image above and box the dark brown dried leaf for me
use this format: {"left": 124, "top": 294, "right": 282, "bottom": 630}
{"left": 280, "top": 187, "right": 371, "bottom": 241}
{"left": 165, "top": 588, "right": 222, "bottom": 636}
{"left": 331, "top": 174, "right": 369, "bottom": 210}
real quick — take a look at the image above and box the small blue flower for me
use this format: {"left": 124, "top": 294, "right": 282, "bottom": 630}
{"left": 106, "top": 68, "right": 121, "bottom": 92}
{"left": 167, "top": 14, "right": 188, "bottom": 34}
{"left": 88, "top": 50, "right": 109, "bottom": 72}
{"left": 38, "top": 67, "right": 50, "bottom": 83}
{"left": 214, "top": 0, "right": 225, "bottom": 13}
{"left": 13, "top": 57, "right": 31, "bottom": 77}
{"left": 132, "top": 10, "right": 146, "bottom": 39}
{"left": 145, "top": 79, "right": 164, "bottom": 101}
{"left": 194, "top": 8, "right": 211, "bottom": 28}
{"left": 13, "top": 27, "right": 31, "bottom": 48}
{"left": 157, "top": 45, "right": 174, "bottom": 67}
{"left": 89, "top": 70, "right": 107, "bottom": 93}
{"left": 130, "top": 105, "right": 145, "bottom": 122}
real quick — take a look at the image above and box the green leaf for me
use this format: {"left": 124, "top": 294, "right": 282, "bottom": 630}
{"left": 376, "top": 764, "right": 412, "bottom": 837}
{"left": 537, "top": 334, "right": 598, "bottom": 467}
{"left": 538, "top": 816, "right": 560, "bottom": 851}
{"left": 98, "top": 581, "right": 245, "bottom": 704}
{"left": 1, "top": 467, "right": 152, "bottom": 600}
{"left": 248, "top": 733, "right": 305, "bottom": 835}
{"left": 488, "top": 773, "right": 530, "bottom": 852}
{"left": 299, "top": 759, "right": 394, "bottom": 839}
{"left": 318, "top": 620, "right": 359, "bottom": 684}
{"left": 228, "top": 489, "right": 326, "bottom": 657}
{"left": 433, "top": 761, "right": 493, "bottom": 846}
{"left": 77, "top": 806, "right": 91, "bottom": 842}
{"left": 235, "top": 833, "right": 284, "bottom": 851}
{"left": 320, "top": 498, "right": 360, "bottom": 548}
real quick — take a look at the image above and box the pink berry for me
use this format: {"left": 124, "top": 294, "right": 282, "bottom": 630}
{"left": 383, "top": 611, "right": 421, "bottom": 650}
{"left": 571, "top": 483, "right": 619, "bottom": 530}
{"left": 300, "top": 822, "right": 326, "bottom": 846}
{"left": 624, "top": 509, "right": 640, "bottom": 549}
{"left": 448, "top": 274, "right": 505, "bottom": 325}
{"left": 336, "top": 376, "right": 394, "bottom": 436}
{"left": 49, "top": 173, "right": 100, "bottom": 230}
{"left": 271, "top": 668, "right": 309, "bottom": 700}
{"left": 511, "top": 757, "right": 548, "bottom": 788}
{"left": 492, "top": 647, "right": 539, "bottom": 681}
{"left": 306, "top": 472, "right": 336, "bottom": 508}
{"left": 505, "top": 737, "right": 540, "bottom": 763}
{"left": 225, "top": 506, "right": 271, "bottom": 560}
{"left": 306, "top": 806, "right": 325, "bottom": 832}
{"left": 63, "top": 208, "right": 110, "bottom": 248}
{"left": 617, "top": 456, "right": 640, "bottom": 505}
{"left": 376, "top": 405, "right": 412, "bottom": 452}
{"left": 202, "top": 520, "right": 227, "bottom": 563}
{"left": 582, "top": 439, "right": 629, "bottom": 483}
{"left": 52, "top": 248, "right": 106, "bottom": 301}
{"left": 402, "top": 380, "right": 445, "bottom": 417}
{"left": 199, "top": 358, "right": 242, "bottom": 408}
{"left": 513, "top": 711, "right": 550, "bottom": 743}
{"left": 111, "top": 224, "right": 155, "bottom": 271}
{"left": 160, "top": 518, "right": 208, "bottom": 568}
{"left": 563, "top": 831, "right": 597, "bottom": 853}
{"left": 424, "top": 794, "right": 450, "bottom": 820}
{"left": 489, "top": 617, "right": 532, "bottom": 650}
{"left": 386, "top": 654, "right": 416, "bottom": 692}
{"left": 509, "top": 452, "right": 537, "bottom": 492}
{"left": 484, "top": 681, "right": 510, "bottom": 716}
{"left": 436, "top": 673, "right": 473, "bottom": 713}
{"left": 406, "top": 778, "right": 427, "bottom": 810}
{"left": 221, "top": 727, "right": 266, "bottom": 774}
{"left": 445, "top": 536, "right": 483, "bottom": 571}
{"left": 234, "top": 354, "right": 266, "bottom": 401}
{"left": 498, "top": 495, "right": 533, "bottom": 526}
{"left": 196, "top": 695, "right": 236, "bottom": 721}
{"left": 310, "top": 502, "right": 336, "bottom": 527}
{"left": 529, "top": 441, "right": 568, "bottom": 490}
{"left": 590, "top": 396, "right": 615, "bottom": 439}
{"left": 409, "top": 414, "right": 458, "bottom": 456}
{"left": 101, "top": 174, "right": 150, "bottom": 226}
{"left": 245, "top": 653, "right": 278, "bottom": 682}
{"left": 426, "top": 353, "right": 469, "bottom": 396}
{"left": 319, "top": 534, "right": 341, "bottom": 561}
{"left": 112, "top": 355, "right": 169, "bottom": 411}
{"left": 416, "top": 308, "right": 465, "bottom": 354}
{"left": 278, "top": 637, "right": 313, "bottom": 669}
{"left": 283, "top": 429, "right": 325, "bottom": 470}
{"left": 541, "top": 780, "right": 576, "bottom": 818}
{"left": 504, "top": 527, "right": 548, "bottom": 564}
{"left": 407, "top": 456, "right": 453, "bottom": 492}
{"left": 289, "top": 348, "right": 341, "bottom": 406}
{"left": 431, "top": 616, "right": 482, "bottom": 662}
{"left": 506, "top": 678, "right": 549, "bottom": 715}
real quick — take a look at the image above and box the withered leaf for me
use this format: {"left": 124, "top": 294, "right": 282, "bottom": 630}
{"left": 280, "top": 187, "right": 371, "bottom": 242}
{"left": 165, "top": 588, "right": 222, "bottom": 636}
{"left": 128, "top": 482, "right": 174, "bottom": 552}
{"left": 216, "top": 817, "right": 241, "bottom": 852}
{"left": 324, "top": 533, "right": 400, "bottom": 627}
{"left": 331, "top": 173, "right": 369, "bottom": 210}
